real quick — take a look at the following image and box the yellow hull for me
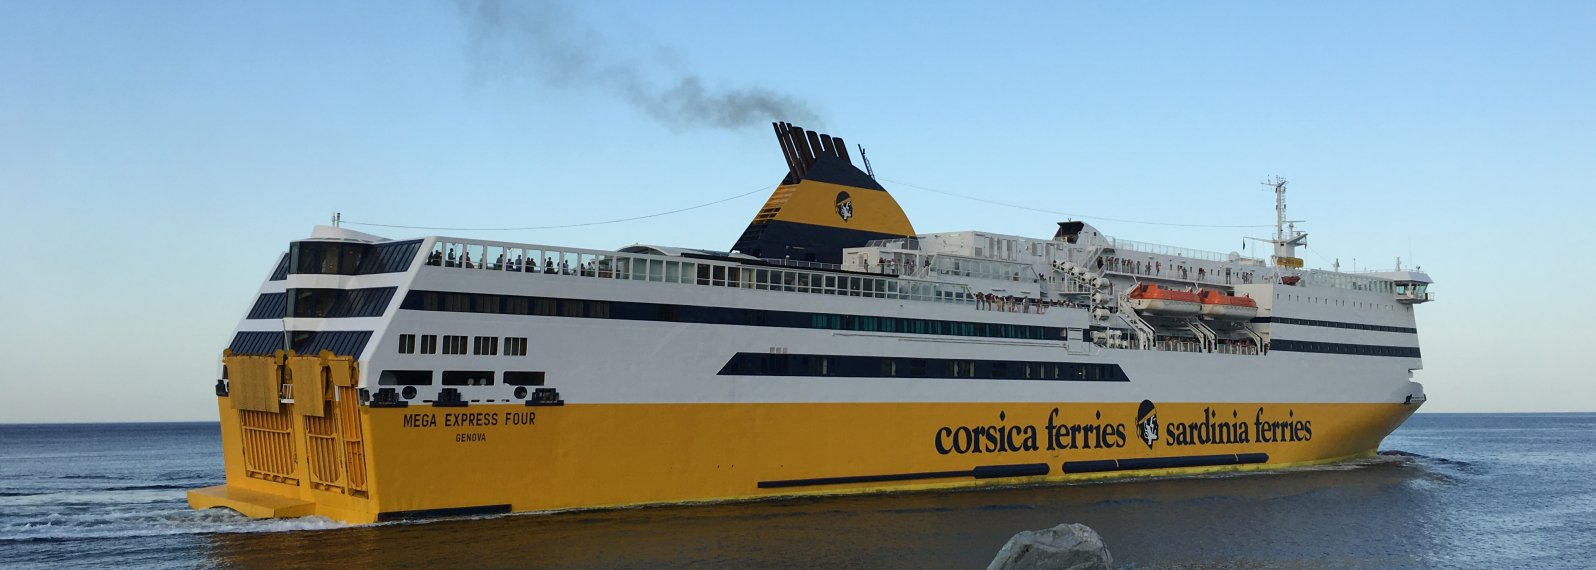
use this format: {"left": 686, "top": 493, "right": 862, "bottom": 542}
{"left": 189, "top": 397, "right": 1417, "bottom": 524}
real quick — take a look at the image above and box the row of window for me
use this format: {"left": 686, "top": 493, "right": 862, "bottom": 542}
{"left": 378, "top": 369, "right": 546, "bottom": 386}
{"left": 401, "top": 291, "right": 1061, "bottom": 342}
{"left": 931, "top": 255, "right": 1033, "bottom": 281}
{"left": 425, "top": 241, "right": 980, "bottom": 305}
{"left": 246, "top": 288, "right": 397, "bottom": 320}
{"left": 717, "top": 352, "right": 1130, "bottom": 381}
{"left": 228, "top": 330, "right": 373, "bottom": 358}
{"left": 283, "top": 239, "right": 422, "bottom": 278}
{"left": 1276, "top": 292, "right": 1396, "bottom": 311}
{"left": 697, "top": 264, "right": 974, "bottom": 303}
{"left": 289, "top": 288, "right": 395, "bottom": 319}
{"left": 1270, "top": 339, "right": 1421, "bottom": 358}
{"left": 398, "top": 334, "right": 529, "bottom": 356}
{"left": 1260, "top": 317, "right": 1417, "bottom": 334}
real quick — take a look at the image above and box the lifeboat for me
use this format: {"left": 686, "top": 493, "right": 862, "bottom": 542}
{"left": 1127, "top": 284, "right": 1202, "bottom": 316}
{"left": 1198, "top": 289, "right": 1259, "bottom": 320}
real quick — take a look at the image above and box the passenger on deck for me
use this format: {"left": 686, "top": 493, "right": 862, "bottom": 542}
{"left": 446, "top": 248, "right": 457, "bottom": 268}
{"left": 463, "top": 252, "right": 473, "bottom": 269}
{"left": 545, "top": 257, "right": 554, "bottom": 274}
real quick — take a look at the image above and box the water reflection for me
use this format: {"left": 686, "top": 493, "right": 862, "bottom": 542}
{"left": 203, "top": 458, "right": 1448, "bottom": 568}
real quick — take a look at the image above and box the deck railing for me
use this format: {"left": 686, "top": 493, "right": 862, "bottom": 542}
{"left": 422, "top": 237, "right": 979, "bottom": 306}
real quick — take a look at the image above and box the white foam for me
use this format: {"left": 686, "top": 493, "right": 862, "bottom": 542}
{"left": 0, "top": 502, "right": 348, "bottom": 542}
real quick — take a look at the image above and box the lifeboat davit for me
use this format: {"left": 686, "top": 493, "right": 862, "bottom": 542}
{"left": 1198, "top": 289, "right": 1259, "bottom": 320}
{"left": 1127, "top": 284, "right": 1202, "bottom": 316}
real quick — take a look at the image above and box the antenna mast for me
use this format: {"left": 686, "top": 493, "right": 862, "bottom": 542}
{"left": 1262, "top": 176, "right": 1306, "bottom": 268}
{"left": 858, "top": 144, "right": 876, "bottom": 179}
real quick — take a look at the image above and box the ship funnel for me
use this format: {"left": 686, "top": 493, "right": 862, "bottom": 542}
{"left": 730, "top": 123, "right": 916, "bottom": 264}
{"left": 773, "top": 122, "right": 856, "bottom": 183}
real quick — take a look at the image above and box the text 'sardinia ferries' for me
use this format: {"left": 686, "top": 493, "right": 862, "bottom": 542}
{"left": 189, "top": 123, "right": 1434, "bottom": 524}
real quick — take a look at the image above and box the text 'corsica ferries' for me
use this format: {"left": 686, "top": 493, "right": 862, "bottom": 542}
{"left": 189, "top": 123, "right": 1435, "bottom": 524}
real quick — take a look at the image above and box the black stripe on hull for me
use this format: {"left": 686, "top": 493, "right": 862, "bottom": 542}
{"left": 1271, "top": 339, "right": 1420, "bottom": 358}
{"left": 757, "top": 462, "right": 1050, "bottom": 489}
{"left": 375, "top": 503, "right": 512, "bottom": 522}
{"left": 401, "top": 291, "right": 1061, "bottom": 343}
{"left": 1252, "top": 316, "right": 1417, "bottom": 334}
{"left": 1061, "top": 453, "right": 1269, "bottom": 474}
{"left": 718, "top": 352, "right": 1129, "bottom": 382}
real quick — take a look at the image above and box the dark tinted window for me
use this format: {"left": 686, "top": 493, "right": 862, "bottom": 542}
{"left": 504, "top": 371, "right": 546, "bottom": 386}
{"left": 379, "top": 370, "right": 432, "bottom": 385}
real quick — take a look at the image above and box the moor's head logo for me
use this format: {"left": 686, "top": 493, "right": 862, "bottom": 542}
{"left": 1136, "top": 400, "right": 1159, "bottom": 448}
{"left": 835, "top": 191, "right": 853, "bottom": 222}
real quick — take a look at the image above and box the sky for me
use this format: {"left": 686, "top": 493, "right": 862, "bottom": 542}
{"left": 2, "top": 1, "right": 1593, "bottom": 422}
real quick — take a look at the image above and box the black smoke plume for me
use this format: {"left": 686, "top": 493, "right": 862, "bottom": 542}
{"left": 455, "top": 0, "right": 821, "bottom": 130}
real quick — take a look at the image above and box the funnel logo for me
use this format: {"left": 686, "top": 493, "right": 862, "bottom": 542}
{"left": 1136, "top": 400, "right": 1159, "bottom": 448}
{"left": 835, "top": 191, "right": 853, "bottom": 222}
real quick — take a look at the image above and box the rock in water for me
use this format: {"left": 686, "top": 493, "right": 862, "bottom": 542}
{"left": 987, "top": 523, "right": 1113, "bottom": 570}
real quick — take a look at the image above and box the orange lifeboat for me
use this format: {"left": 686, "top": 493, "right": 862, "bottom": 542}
{"left": 1198, "top": 289, "right": 1259, "bottom": 320}
{"left": 1127, "top": 284, "right": 1202, "bottom": 316}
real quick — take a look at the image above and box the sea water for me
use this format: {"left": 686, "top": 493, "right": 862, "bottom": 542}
{"left": 2, "top": 414, "right": 1592, "bottom": 568}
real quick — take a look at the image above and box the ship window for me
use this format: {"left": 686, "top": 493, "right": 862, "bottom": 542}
{"left": 446, "top": 293, "right": 471, "bottom": 312}
{"left": 590, "top": 301, "right": 611, "bottom": 318}
{"left": 477, "top": 295, "right": 501, "bottom": 314}
{"left": 289, "top": 242, "right": 372, "bottom": 276}
{"left": 379, "top": 370, "right": 432, "bottom": 386}
{"left": 421, "top": 334, "right": 437, "bottom": 354}
{"left": 535, "top": 299, "right": 557, "bottom": 316}
{"left": 504, "top": 371, "right": 545, "bottom": 386}
{"left": 289, "top": 289, "right": 336, "bottom": 318}
{"left": 443, "top": 335, "right": 467, "bottom": 355}
{"left": 990, "top": 362, "right": 1008, "bottom": 378}
{"left": 473, "top": 336, "right": 499, "bottom": 355}
{"left": 504, "top": 337, "right": 528, "bottom": 356}
{"left": 399, "top": 334, "right": 416, "bottom": 354}
{"left": 442, "top": 370, "right": 494, "bottom": 386}
{"left": 807, "top": 356, "right": 834, "bottom": 376}
{"left": 561, "top": 300, "right": 584, "bottom": 317}
{"left": 697, "top": 264, "right": 712, "bottom": 285}
{"left": 881, "top": 359, "right": 899, "bottom": 377}
{"left": 505, "top": 297, "right": 529, "bottom": 315}
{"left": 910, "top": 359, "right": 927, "bottom": 377}
{"left": 952, "top": 361, "right": 975, "bottom": 378}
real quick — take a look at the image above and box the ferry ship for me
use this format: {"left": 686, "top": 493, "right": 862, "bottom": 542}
{"left": 188, "top": 123, "right": 1434, "bottom": 524}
